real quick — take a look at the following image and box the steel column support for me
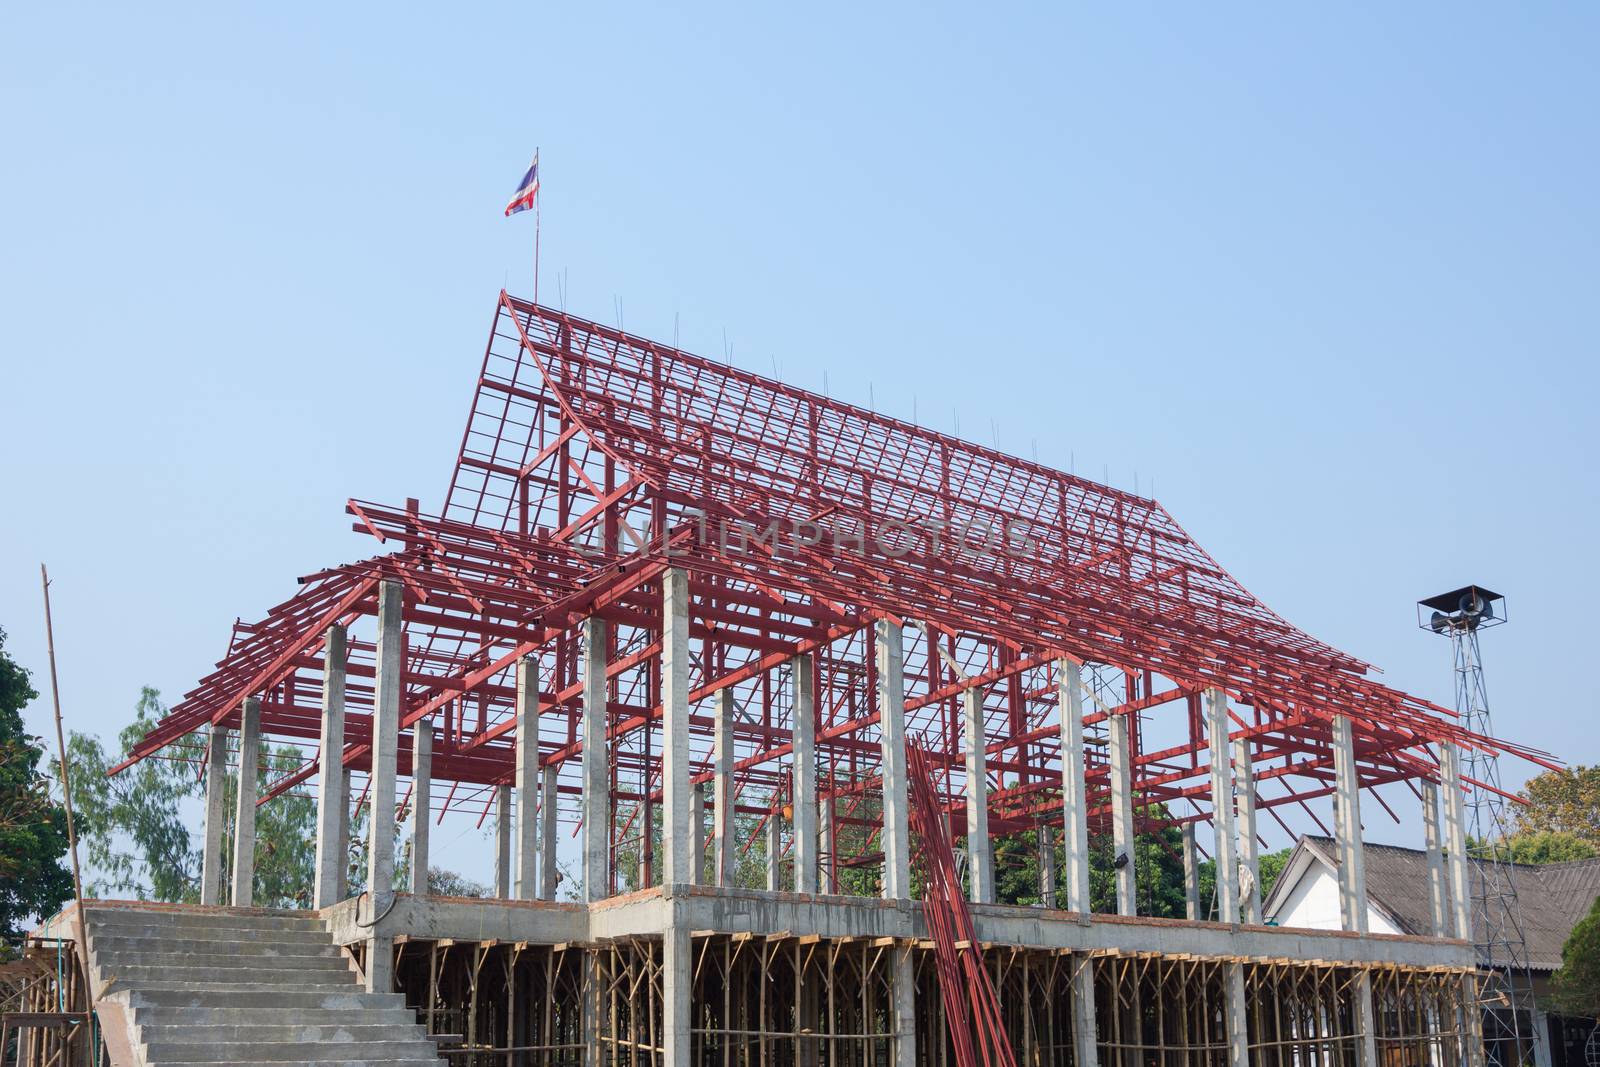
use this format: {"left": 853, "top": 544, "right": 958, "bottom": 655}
{"left": 312, "top": 624, "right": 348, "bottom": 909}
{"left": 231, "top": 697, "right": 261, "bottom": 907}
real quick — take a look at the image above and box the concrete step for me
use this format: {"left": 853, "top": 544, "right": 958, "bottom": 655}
{"left": 123, "top": 988, "right": 399, "bottom": 1011}
{"left": 133, "top": 1005, "right": 423, "bottom": 1028}
{"left": 141, "top": 1022, "right": 428, "bottom": 1044}
{"left": 91, "top": 931, "right": 336, "bottom": 954}
{"left": 143, "top": 1039, "right": 442, "bottom": 1062}
{"left": 95, "top": 949, "right": 352, "bottom": 973}
{"left": 85, "top": 908, "right": 321, "bottom": 934}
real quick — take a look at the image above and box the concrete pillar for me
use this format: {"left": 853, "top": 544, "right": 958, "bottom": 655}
{"left": 1532, "top": 1005, "right": 1554, "bottom": 1067}
{"left": 495, "top": 784, "right": 513, "bottom": 897}
{"left": 515, "top": 655, "right": 540, "bottom": 899}
{"left": 313, "top": 624, "right": 347, "bottom": 909}
{"left": 1181, "top": 822, "right": 1200, "bottom": 921}
{"left": 892, "top": 944, "right": 916, "bottom": 1067}
{"left": 791, "top": 654, "right": 818, "bottom": 894}
{"left": 691, "top": 783, "right": 706, "bottom": 885}
{"left": 1332, "top": 715, "right": 1378, "bottom": 1067}
{"left": 1441, "top": 743, "right": 1472, "bottom": 941}
{"left": 1233, "top": 736, "right": 1261, "bottom": 924}
{"left": 409, "top": 718, "right": 431, "bottom": 896}
{"left": 230, "top": 697, "right": 261, "bottom": 907}
{"left": 766, "top": 806, "right": 783, "bottom": 891}
{"left": 662, "top": 569, "right": 693, "bottom": 887}
{"left": 539, "top": 764, "right": 559, "bottom": 900}
{"left": 963, "top": 687, "right": 993, "bottom": 905}
{"left": 713, "top": 688, "right": 736, "bottom": 887}
{"left": 1208, "top": 688, "right": 1239, "bottom": 923}
{"left": 1331, "top": 715, "right": 1370, "bottom": 933}
{"left": 1423, "top": 780, "right": 1449, "bottom": 937}
{"left": 337, "top": 768, "right": 351, "bottom": 900}
{"left": 876, "top": 620, "right": 910, "bottom": 901}
{"left": 200, "top": 725, "right": 230, "bottom": 906}
{"left": 1038, "top": 822, "right": 1057, "bottom": 909}
{"left": 1225, "top": 961, "right": 1249, "bottom": 1067}
{"left": 582, "top": 615, "right": 610, "bottom": 903}
{"left": 1071, "top": 955, "right": 1099, "bottom": 1067}
{"left": 366, "top": 578, "right": 403, "bottom": 993}
{"left": 820, "top": 797, "right": 835, "bottom": 894}
{"left": 1059, "top": 661, "right": 1092, "bottom": 915}
{"left": 1108, "top": 709, "right": 1136, "bottom": 916}
{"left": 663, "top": 926, "right": 691, "bottom": 1067}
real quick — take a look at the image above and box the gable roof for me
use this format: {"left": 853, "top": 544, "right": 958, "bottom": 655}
{"left": 1266, "top": 834, "right": 1600, "bottom": 971}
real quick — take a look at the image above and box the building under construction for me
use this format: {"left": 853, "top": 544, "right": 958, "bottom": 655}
{"left": 21, "top": 294, "right": 1560, "bottom": 1067}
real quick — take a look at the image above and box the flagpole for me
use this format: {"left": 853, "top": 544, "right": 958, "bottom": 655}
{"left": 533, "top": 149, "right": 540, "bottom": 307}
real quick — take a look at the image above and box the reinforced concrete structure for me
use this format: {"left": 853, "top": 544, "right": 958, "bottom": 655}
{"left": 83, "top": 293, "right": 1558, "bottom": 1067}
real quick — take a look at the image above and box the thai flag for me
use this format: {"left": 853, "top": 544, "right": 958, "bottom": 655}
{"left": 504, "top": 153, "right": 540, "bottom": 216}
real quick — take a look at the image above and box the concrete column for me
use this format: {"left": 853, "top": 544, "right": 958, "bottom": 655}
{"left": 963, "top": 687, "right": 993, "bottom": 905}
{"left": 1423, "top": 780, "right": 1449, "bottom": 937}
{"left": 1059, "top": 661, "right": 1092, "bottom": 915}
{"left": 1108, "top": 710, "right": 1136, "bottom": 916}
{"left": 200, "top": 725, "right": 230, "bottom": 906}
{"left": 791, "top": 654, "right": 818, "bottom": 895}
{"left": 1233, "top": 736, "right": 1261, "bottom": 924}
{"left": 539, "top": 764, "right": 559, "bottom": 899}
{"left": 1181, "top": 823, "right": 1200, "bottom": 921}
{"left": 495, "top": 784, "right": 513, "bottom": 898}
{"left": 515, "top": 655, "right": 540, "bottom": 899}
{"left": 1532, "top": 1005, "right": 1554, "bottom": 1067}
{"left": 1331, "top": 715, "right": 1378, "bottom": 1067}
{"left": 1208, "top": 688, "right": 1239, "bottom": 923}
{"left": 337, "top": 769, "right": 351, "bottom": 900}
{"left": 663, "top": 925, "right": 691, "bottom": 1067}
{"left": 1441, "top": 743, "right": 1473, "bottom": 942}
{"left": 892, "top": 944, "right": 916, "bottom": 1067}
{"left": 1038, "top": 823, "right": 1057, "bottom": 909}
{"left": 366, "top": 579, "right": 403, "bottom": 994}
{"left": 1331, "top": 715, "right": 1369, "bottom": 933}
{"left": 820, "top": 797, "right": 835, "bottom": 894}
{"left": 662, "top": 569, "right": 693, "bottom": 887}
{"left": 409, "top": 719, "right": 431, "bottom": 896}
{"left": 313, "top": 624, "right": 348, "bottom": 909}
{"left": 1225, "top": 961, "right": 1249, "bottom": 1067}
{"left": 582, "top": 616, "right": 610, "bottom": 903}
{"left": 691, "top": 783, "right": 706, "bottom": 885}
{"left": 876, "top": 620, "right": 911, "bottom": 901}
{"left": 713, "top": 688, "right": 736, "bottom": 887}
{"left": 230, "top": 697, "right": 261, "bottom": 907}
{"left": 766, "top": 806, "right": 783, "bottom": 891}
{"left": 1071, "top": 956, "right": 1099, "bottom": 1067}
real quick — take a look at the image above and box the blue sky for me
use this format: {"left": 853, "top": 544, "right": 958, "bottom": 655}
{"left": 2, "top": 3, "right": 1596, "bottom": 882}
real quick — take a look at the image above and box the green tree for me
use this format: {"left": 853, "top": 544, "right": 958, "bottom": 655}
{"left": 1550, "top": 893, "right": 1600, "bottom": 1019}
{"left": 1478, "top": 830, "right": 1598, "bottom": 866}
{"left": 0, "top": 626, "right": 73, "bottom": 946}
{"left": 1515, "top": 767, "right": 1600, "bottom": 849}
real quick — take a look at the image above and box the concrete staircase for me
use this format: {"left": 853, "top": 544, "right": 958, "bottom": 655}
{"left": 83, "top": 902, "right": 447, "bottom": 1067}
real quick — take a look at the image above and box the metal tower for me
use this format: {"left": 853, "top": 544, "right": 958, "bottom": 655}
{"left": 1420, "top": 586, "right": 1538, "bottom": 1067}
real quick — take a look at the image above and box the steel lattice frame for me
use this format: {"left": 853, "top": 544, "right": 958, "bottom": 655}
{"left": 116, "top": 293, "right": 1556, "bottom": 878}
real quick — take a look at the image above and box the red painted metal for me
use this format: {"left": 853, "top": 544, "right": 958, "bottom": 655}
{"left": 117, "top": 293, "right": 1556, "bottom": 870}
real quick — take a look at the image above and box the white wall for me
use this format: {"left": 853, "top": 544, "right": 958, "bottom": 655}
{"left": 1269, "top": 861, "right": 1402, "bottom": 935}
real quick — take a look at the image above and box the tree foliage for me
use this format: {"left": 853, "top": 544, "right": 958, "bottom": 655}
{"left": 1551, "top": 892, "right": 1600, "bottom": 1019}
{"left": 1478, "top": 830, "right": 1598, "bottom": 866}
{"left": 1515, "top": 767, "right": 1600, "bottom": 849}
{"left": 0, "top": 626, "right": 73, "bottom": 946}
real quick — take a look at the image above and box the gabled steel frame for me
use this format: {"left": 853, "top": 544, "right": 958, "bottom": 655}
{"left": 117, "top": 293, "right": 1556, "bottom": 880}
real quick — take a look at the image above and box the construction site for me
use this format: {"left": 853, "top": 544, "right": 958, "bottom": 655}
{"left": 10, "top": 293, "right": 1561, "bottom": 1067}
